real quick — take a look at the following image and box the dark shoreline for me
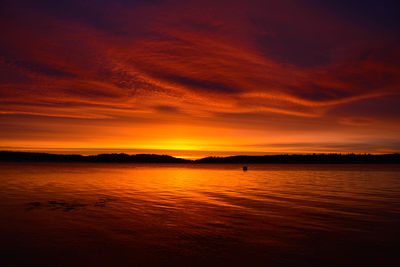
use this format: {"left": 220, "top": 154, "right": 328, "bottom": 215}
{"left": 1, "top": 151, "right": 399, "bottom": 164}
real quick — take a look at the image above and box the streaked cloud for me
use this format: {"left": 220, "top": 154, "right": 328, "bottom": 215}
{"left": 1, "top": 0, "right": 399, "bottom": 154}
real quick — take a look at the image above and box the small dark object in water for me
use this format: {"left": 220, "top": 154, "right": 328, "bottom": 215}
{"left": 243, "top": 166, "right": 248, "bottom": 171}
{"left": 26, "top": 202, "right": 42, "bottom": 211}
{"left": 95, "top": 199, "right": 106, "bottom": 207}
{"left": 29, "top": 202, "right": 41, "bottom": 207}
{"left": 49, "top": 201, "right": 66, "bottom": 206}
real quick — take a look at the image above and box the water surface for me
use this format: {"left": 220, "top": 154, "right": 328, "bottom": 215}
{"left": 0, "top": 163, "right": 399, "bottom": 266}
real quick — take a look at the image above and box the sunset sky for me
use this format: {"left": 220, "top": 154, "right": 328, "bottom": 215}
{"left": 1, "top": 0, "right": 400, "bottom": 157}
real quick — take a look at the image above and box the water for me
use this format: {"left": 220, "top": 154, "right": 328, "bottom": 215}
{"left": 0, "top": 163, "right": 399, "bottom": 266}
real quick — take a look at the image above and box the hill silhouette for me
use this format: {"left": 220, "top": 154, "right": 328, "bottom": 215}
{"left": 195, "top": 154, "right": 400, "bottom": 164}
{"left": 0, "top": 151, "right": 399, "bottom": 164}
{"left": 0, "top": 151, "right": 188, "bottom": 163}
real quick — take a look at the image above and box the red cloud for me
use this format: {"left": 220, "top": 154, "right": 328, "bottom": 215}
{"left": 1, "top": 0, "right": 400, "bottom": 153}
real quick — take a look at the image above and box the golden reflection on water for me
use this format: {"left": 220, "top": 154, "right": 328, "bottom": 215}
{"left": 0, "top": 163, "right": 399, "bottom": 266}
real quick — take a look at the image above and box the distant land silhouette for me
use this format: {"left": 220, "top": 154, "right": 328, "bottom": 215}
{"left": 1, "top": 151, "right": 399, "bottom": 164}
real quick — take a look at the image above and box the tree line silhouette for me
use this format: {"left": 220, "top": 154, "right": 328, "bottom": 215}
{"left": 1, "top": 151, "right": 399, "bottom": 164}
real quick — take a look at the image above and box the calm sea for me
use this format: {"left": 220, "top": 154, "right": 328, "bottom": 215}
{"left": 0, "top": 163, "right": 399, "bottom": 266}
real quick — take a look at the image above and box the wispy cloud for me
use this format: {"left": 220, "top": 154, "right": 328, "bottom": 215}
{"left": 1, "top": 0, "right": 400, "bottom": 153}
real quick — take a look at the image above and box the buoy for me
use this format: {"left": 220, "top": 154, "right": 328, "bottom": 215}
{"left": 243, "top": 166, "right": 248, "bottom": 171}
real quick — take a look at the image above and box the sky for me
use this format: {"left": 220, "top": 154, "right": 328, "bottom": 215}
{"left": 1, "top": 0, "right": 400, "bottom": 157}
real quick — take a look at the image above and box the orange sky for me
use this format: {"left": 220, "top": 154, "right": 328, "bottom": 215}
{"left": 1, "top": 0, "right": 400, "bottom": 157}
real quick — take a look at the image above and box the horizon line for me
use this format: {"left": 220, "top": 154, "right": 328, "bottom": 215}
{"left": 1, "top": 150, "right": 399, "bottom": 159}
{"left": 1, "top": 147, "right": 400, "bottom": 157}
